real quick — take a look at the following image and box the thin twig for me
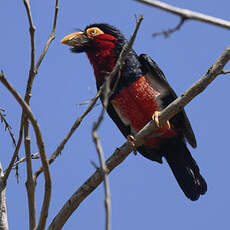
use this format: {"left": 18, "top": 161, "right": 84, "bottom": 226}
{"left": 92, "top": 129, "right": 111, "bottom": 230}
{"left": 14, "top": 153, "right": 40, "bottom": 167}
{"left": 23, "top": 0, "right": 59, "bottom": 105}
{"left": 1, "top": 121, "right": 23, "bottom": 186}
{"left": 47, "top": 41, "right": 230, "bottom": 230}
{"left": 76, "top": 98, "right": 100, "bottom": 107}
{"left": 23, "top": 0, "right": 36, "bottom": 105}
{"left": 90, "top": 160, "right": 99, "bottom": 169}
{"left": 34, "top": 0, "right": 59, "bottom": 73}
{"left": 220, "top": 70, "right": 230, "bottom": 75}
{"left": 0, "top": 108, "right": 16, "bottom": 147}
{"left": 152, "top": 17, "right": 186, "bottom": 38}
{"left": 23, "top": 0, "right": 36, "bottom": 82}
{"left": 0, "top": 71, "right": 52, "bottom": 230}
{"left": 135, "top": 0, "right": 230, "bottom": 37}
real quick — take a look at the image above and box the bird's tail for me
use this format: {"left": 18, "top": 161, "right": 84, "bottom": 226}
{"left": 163, "top": 137, "right": 207, "bottom": 201}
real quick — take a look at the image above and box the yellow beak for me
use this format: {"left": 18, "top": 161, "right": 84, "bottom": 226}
{"left": 61, "top": 32, "right": 84, "bottom": 46}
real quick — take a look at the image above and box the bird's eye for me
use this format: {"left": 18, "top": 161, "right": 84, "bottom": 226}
{"left": 86, "top": 27, "right": 104, "bottom": 38}
{"left": 90, "top": 29, "right": 97, "bottom": 35}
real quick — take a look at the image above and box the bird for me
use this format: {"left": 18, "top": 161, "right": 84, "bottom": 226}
{"left": 61, "top": 23, "right": 207, "bottom": 201}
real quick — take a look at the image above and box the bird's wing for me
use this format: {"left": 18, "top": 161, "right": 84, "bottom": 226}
{"left": 138, "top": 54, "right": 197, "bottom": 148}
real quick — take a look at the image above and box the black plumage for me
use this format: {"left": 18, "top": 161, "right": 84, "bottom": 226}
{"left": 62, "top": 23, "right": 207, "bottom": 200}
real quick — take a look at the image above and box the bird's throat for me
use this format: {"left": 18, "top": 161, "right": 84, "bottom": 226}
{"left": 86, "top": 45, "right": 118, "bottom": 88}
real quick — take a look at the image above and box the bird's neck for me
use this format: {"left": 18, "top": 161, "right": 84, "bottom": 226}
{"left": 86, "top": 45, "right": 118, "bottom": 88}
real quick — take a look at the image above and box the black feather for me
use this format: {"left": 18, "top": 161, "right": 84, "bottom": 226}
{"left": 162, "top": 136, "right": 207, "bottom": 200}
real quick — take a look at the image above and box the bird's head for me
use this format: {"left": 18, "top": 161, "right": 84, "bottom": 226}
{"left": 61, "top": 23, "right": 126, "bottom": 54}
{"left": 61, "top": 24, "right": 127, "bottom": 86}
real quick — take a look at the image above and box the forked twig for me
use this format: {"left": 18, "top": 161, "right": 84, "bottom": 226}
{"left": 0, "top": 71, "right": 52, "bottom": 230}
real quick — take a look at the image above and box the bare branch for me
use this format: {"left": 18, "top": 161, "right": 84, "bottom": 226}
{"left": 24, "top": 134, "right": 36, "bottom": 230}
{"left": 47, "top": 41, "right": 230, "bottom": 230}
{"left": 14, "top": 153, "right": 40, "bottom": 167}
{"left": 0, "top": 107, "right": 20, "bottom": 183}
{"left": 152, "top": 17, "right": 186, "bottom": 38}
{"left": 92, "top": 129, "right": 111, "bottom": 230}
{"left": 23, "top": 0, "right": 36, "bottom": 81}
{"left": 23, "top": 0, "right": 59, "bottom": 156}
{"left": 22, "top": 0, "right": 39, "bottom": 227}
{"left": 1, "top": 0, "right": 59, "bottom": 228}
{"left": 35, "top": 0, "right": 59, "bottom": 73}
{"left": 76, "top": 98, "right": 100, "bottom": 107}
{"left": 135, "top": 0, "right": 230, "bottom": 30}
{"left": 23, "top": 0, "right": 59, "bottom": 103}
{"left": 22, "top": 0, "right": 59, "bottom": 157}
{"left": 0, "top": 108, "right": 16, "bottom": 147}
{"left": 221, "top": 70, "right": 230, "bottom": 75}
{"left": 0, "top": 162, "right": 9, "bottom": 230}
{"left": 0, "top": 72, "right": 52, "bottom": 230}
{"left": 1, "top": 121, "right": 23, "bottom": 185}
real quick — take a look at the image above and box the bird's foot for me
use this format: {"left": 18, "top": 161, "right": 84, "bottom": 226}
{"left": 152, "top": 111, "right": 171, "bottom": 129}
{"left": 127, "top": 135, "right": 137, "bottom": 155}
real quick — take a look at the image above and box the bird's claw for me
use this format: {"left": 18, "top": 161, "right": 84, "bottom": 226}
{"left": 127, "top": 135, "right": 137, "bottom": 155}
{"left": 152, "top": 111, "right": 171, "bottom": 129}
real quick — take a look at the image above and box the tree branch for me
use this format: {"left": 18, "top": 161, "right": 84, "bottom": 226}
{"left": 1, "top": 121, "right": 23, "bottom": 185}
{"left": 0, "top": 72, "right": 52, "bottom": 230}
{"left": 14, "top": 153, "right": 40, "bottom": 167}
{"left": 92, "top": 129, "right": 111, "bottom": 230}
{"left": 1, "top": 0, "right": 59, "bottom": 228}
{"left": 152, "top": 17, "right": 186, "bottom": 38}
{"left": 34, "top": 0, "right": 59, "bottom": 73}
{"left": 4, "top": 0, "right": 59, "bottom": 228}
{"left": 23, "top": 0, "right": 36, "bottom": 81}
{"left": 47, "top": 41, "right": 230, "bottom": 230}
{"left": 221, "top": 70, "right": 230, "bottom": 75}
{"left": 0, "top": 162, "right": 9, "bottom": 230}
{"left": 135, "top": 0, "right": 230, "bottom": 35}
{"left": 24, "top": 134, "right": 36, "bottom": 230}
{"left": 0, "top": 108, "right": 16, "bottom": 147}
{"left": 0, "top": 108, "right": 19, "bottom": 182}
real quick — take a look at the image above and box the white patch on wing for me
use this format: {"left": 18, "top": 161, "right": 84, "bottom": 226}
{"left": 111, "top": 101, "right": 130, "bottom": 126}
{"left": 111, "top": 102, "right": 137, "bottom": 136}
{"left": 144, "top": 73, "right": 169, "bottom": 108}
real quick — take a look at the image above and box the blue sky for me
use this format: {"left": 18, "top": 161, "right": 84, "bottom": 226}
{"left": 1, "top": 0, "right": 230, "bottom": 229}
